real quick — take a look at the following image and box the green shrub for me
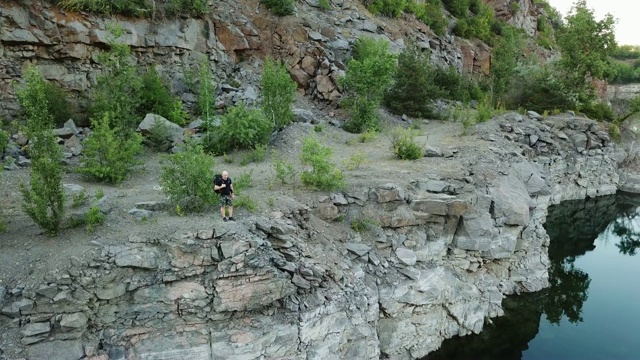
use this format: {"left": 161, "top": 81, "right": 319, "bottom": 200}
{"left": 406, "top": 0, "right": 447, "bottom": 36}
{"left": 234, "top": 170, "right": 254, "bottom": 193}
{"left": 139, "top": 67, "right": 187, "bottom": 126}
{"left": 261, "top": 0, "right": 294, "bottom": 15}
{"left": 351, "top": 215, "right": 379, "bottom": 232}
{"left": 365, "top": 0, "right": 406, "bottom": 17}
{"left": 17, "top": 66, "right": 65, "bottom": 235}
{"left": 95, "top": 188, "right": 105, "bottom": 200}
{"left": 490, "top": 25, "right": 523, "bottom": 105}
{"left": 71, "top": 190, "right": 88, "bottom": 208}
{"left": 385, "top": 45, "right": 445, "bottom": 118}
{"left": 504, "top": 62, "right": 578, "bottom": 113}
{"left": 57, "top": 0, "right": 148, "bottom": 16}
{"left": 272, "top": 152, "right": 297, "bottom": 184}
{"left": 165, "top": 0, "right": 209, "bottom": 16}
{"left": 144, "top": 118, "right": 172, "bottom": 152}
{"left": 580, "top": 101, "right": 615, "bottom": 121}
{"left": 442, "top": 0, "right": 468, "bottom": 17}
{"left": 341, "top": 37, "right": 397, "bottom": 133}
{"left": 233, "top": 196, "right": 258, "bottom": 212}
{"left": 475, "top": 98, "right": 494, "bottom": 123}
{"left": 0, "top": 128, "right": 8, "bottom": 154}
{"left": 359, "top": 129, "right": 378, "bottom": 142}
{"left": 195, "top": 59, "right": 217, "bottom": 122}
{"left": 212, "top": 103, "right": 272, "bottom": 155}
{"left": 240, "top": 143, "right": 268, "bottom": 165}
{"left": 85, "top": 205, "right": 105, "bottom": 233}
{"left": 78, "top": 113, "right": 143, "bottom": 183}
{"left": 43, "top": 81, "right": 74, "bottom": 127}
{"left": 389, "top": 127, "right": 423, "bottom": 160}
{"left": 261, "top": 57, "right": 297, "bottom": 130}
{"left": 90, "top": 24, "right": 142, "bottom": 132}
{"left": 466, "top": 2, "right": 495, "bottom": 43}
{"left": 300, "top": 136, "right": 345, "bottom": 190}
{"left": 319, "top": 0, "right": 331, "bottom": 10}
{"left": 160, "top": 139, "right": 216, "bottom": 212}
{"left": 344, "top": 151, "right": 367, "bottom": 170}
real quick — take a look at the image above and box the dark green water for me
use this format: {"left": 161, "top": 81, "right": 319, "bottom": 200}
{"left": 425, "top": 194, "right": 640, "bottom": 360}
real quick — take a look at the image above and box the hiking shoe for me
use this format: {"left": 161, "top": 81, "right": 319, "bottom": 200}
{"left": 223, "top": 217, "right": 228, "bottom": 222}
{"left": 228, "top": 216, "right": 236, "bottom": 221}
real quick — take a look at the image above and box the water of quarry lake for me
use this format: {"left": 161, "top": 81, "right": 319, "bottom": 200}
{"left": 424, "top": 193, "right": 640, "bottom": 360}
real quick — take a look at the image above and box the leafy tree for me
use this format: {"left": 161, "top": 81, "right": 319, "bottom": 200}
{"left": 90, "top": 23, "right": 142, "bottom": 133}
{"left": 384, "top": 45, "right": 445, "bottom": 118}
{"left": 556, "top": 0, "right": 616, "bottom": 90}
{"left": 504, "top": 62, "right": 578, "bottom": 113}
{"left": 300, "top": 136, "right": 345, "bottom": 190}
{"left": 208, "top": 102, "right": 272, "bottom": 155}
{"left": 261, "top": 57, "right": 297, "bottom": 130}
{"left": 139, "top": 66, "right": 188, "bottom": 126}
{"left": 490, "top": 26, "right": 523, "bottom": 105}
{"left": 341, "top": 37, "right": 397, "bottom": 133}
{"left": 16, "top": 66, "right": 65, "bottom": 235}
{"left": 261, "top": 0, "right": 294, "bottom": 16}
{"left": 78, "top": 113, "right": 142, "bottom": 183}
{"left": 160, "top": 139, "right": 217, "bottom": 212}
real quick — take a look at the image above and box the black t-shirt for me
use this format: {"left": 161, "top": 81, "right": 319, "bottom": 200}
{"left": 215, "top": 177, "right": 233, "bottom": 196}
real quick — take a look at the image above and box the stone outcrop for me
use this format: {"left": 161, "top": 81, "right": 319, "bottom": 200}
{"left": 0, "top": 0, "right": 540, "bottom": 123}
{"left": 0, "top": 112, "right": 626, "bottom": 359}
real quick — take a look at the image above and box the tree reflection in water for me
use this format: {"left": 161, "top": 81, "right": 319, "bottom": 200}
{"left": 424, "top": 194, "right": 640, "bottom": 360}
{"left": 611, "top": 206, "right": 640, "bottom": 256}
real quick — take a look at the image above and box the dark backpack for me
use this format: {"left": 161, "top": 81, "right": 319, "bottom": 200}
{"left": 213, "top": 174, "right": 222, "bottom": 194}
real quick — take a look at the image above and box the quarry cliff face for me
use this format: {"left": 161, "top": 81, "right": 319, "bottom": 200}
{"left": 1, "top": 2, "right": 596, "bottom": 359}
{"left": 0, "top": 0, "right": 543, "bottom": 123}
{"left": 0, "top": 110, "right": 624, "bottom": 359}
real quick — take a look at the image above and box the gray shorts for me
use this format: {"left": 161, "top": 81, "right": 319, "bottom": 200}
{"left": 219, "top": 195, "right": 233, "bottom": 207}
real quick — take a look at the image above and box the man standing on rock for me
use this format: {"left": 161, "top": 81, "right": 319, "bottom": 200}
{"left": 214, "top": 171, "right": 235, "bottom": 221}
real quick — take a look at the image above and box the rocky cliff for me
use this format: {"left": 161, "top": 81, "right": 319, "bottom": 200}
{"left": 0, "top": 111, "right": 625, "bottom": 360}
{"left": 1, "top": 1, "right": 622, "bottom": 360}
{"left": 0, "top": 0, "right": 543, "bottom": 123}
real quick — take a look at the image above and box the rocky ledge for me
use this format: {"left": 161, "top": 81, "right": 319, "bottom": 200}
{"left": 0, "top": 112, "right": 629, "bottom": 359}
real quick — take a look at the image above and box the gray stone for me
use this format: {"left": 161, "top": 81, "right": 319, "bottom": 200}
{"left": 345, "top": 242, "right": 372, "bottom": 256}
{"left": 330, "top": 39, "right": 350, "bottom": 50}
{"left": 362, "top": 20, "right": 377, "bottom": 32}
{"left": 220, "top": 240, "right": 251, "bottom": 259}
{"left": 2, "top": 29, "right": 38, "bottom": 43}
{"left": 292, "top": 274, "right": 311, "bottom": 289}
{"left": 453, "top": 210, "right": 495, "bottom": 251}
{"left": 126, "top": 331, "right": 211, "bottom": 360}
{"left": 488, "top": 174, "right": 531, "bottom": 226}
{"left": 63, "top": 183, "right": 85, "bottom": 196}
{"left": 115, "top": 247, "right": 159, "bottom": 269}
{"left": 36, "top": 285, "right": 59, "bottom": 299}
{"left": 620, "top": 174, "right": 640, "bottom": 194}
{"left": 331, "top": 193, "right": 349, "bottom": 205}
{"left": 26, "top": 340, "right": 84, "bottom": 360}
{"left": 293, "top": 108, "right": 316, "bottom": 123}
{"left": 308, "top": 31, "right": 323, "bottom": 41}
{"left": 424, "top": 145, "right": 442, "bottom": 157}
{"left": 527, "top": 111, "right": 542, "bottom": 120}
{"left": 134, "top": 201, "right": 167, "bottom": 211}
{"left": 395, "top": 247, "right": 417, "bottom": 266}
{"left": 21, "top": 322, "right": 50, "bottom": 337}
{"left": 317, "top": 203, "right": 339, "bottom": 220}
{"left": 243, "top": 85, "right": 259, "bottom": 101}
{"left": 137, "top": 114, "right": 184, "bottom": 143}
{"left": 97, "top": 194, "right": 116, "bottom": 214}
{"left": 95, "top": 283, "right": 127, "bottom": 300}
{"left": 213, "top": 271, "right": 295, "bottom": 312}
{"left": 128, "top": 208, "right": 153, "bottom": 220}
{"left": 60, "top": 312, "right": 87, "bottom": 329}
{"left": 374, "top": 183, "right": 405, "bottom": 203}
